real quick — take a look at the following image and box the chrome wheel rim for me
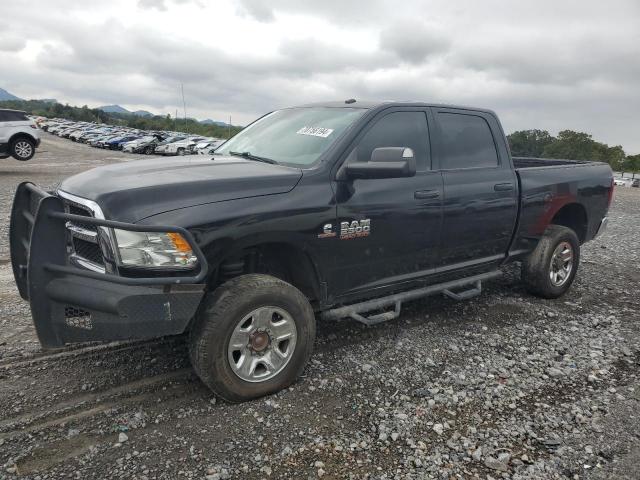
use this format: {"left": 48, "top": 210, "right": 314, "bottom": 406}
{"left": 15, "top": 141, "right": 33, "bottom": 158}
{"left": 227, "top": 306, "right": 297, "bottom": 383}
{"left": 549, "top": 241, "right": 573, "bottom": 287}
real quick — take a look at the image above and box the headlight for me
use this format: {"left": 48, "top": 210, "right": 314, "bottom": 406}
{"left": 113, "top": 229, "right": 197, "bottom": 268}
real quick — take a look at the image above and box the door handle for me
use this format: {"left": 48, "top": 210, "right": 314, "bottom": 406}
{"left": 494, "top": 183, "right": 514, "bottom": 191}
{"left": 414, "top": 190, "right": 440, "bottom": 199}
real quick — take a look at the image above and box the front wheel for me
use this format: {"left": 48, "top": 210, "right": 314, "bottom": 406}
{"left": 521, "top": 225, "right": 580, "bottom": 298}
{"left": 11, "top": 137, "right": 35, "bottom": 161}
{"left": 189, "top": 274, "right": 316, "bottom": 402}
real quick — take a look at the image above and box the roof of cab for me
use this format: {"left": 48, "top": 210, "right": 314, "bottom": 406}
{"left": 290, "top": 100, "right": 496, "bottom": 115}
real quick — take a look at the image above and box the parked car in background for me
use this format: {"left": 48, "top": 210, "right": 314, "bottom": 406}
{"left": 0, "top": 108, "right": 40, "bottom": 161}
{"left": 122, "top": 134, "right": 165, "bottom": 154}
{"left": 614, "top": 177, "right": 634, "bottom": 187}
{"left": 154, "top": 135, "right": 187, "bottom": 155}
{"left": 27, "top": 116, "right": 233, "bottom": 158}
{"left": 195, "top": 139, "right": 225, "bottom": 154}
{"left": 106, "top": 135, "right": 141, "bottom": 150}
{"left": 632, "top": 178, "right": 639, "bottom": 188}
{"left": 157, "top": 136, "right": 207, "bottom": 156}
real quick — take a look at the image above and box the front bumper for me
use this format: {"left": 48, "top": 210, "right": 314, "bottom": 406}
{"left": 10, "top": 182, "right": 208, "bottom": 348}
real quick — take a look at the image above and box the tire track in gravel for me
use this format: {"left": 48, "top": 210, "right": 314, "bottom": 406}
{"left": 0, "top": 277, "right": 515, "bottom": 432}
{"left": 0, "top": 335, "right": 183, "bottom": 369}
{"left": 12, "top": 387, "right": 211, "bottom": 475}
{"left": 0, "top": 368, "right": 195, "bottom": 439}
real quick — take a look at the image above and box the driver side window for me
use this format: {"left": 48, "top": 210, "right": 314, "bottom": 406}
{"left": 352, "top": 111, "right": 430, "bottom": 171}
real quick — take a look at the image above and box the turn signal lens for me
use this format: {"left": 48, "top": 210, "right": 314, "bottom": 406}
{"left": 167, "top": 232, "right": 192, "bottom": 252}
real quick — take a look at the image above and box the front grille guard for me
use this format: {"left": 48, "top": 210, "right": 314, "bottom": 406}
{"left": 10, "top": 182, "right": 209, "bottom": 303}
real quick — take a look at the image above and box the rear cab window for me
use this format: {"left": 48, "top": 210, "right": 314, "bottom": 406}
{"left": 436, "top": 112, "right": 499, "bottom": 169}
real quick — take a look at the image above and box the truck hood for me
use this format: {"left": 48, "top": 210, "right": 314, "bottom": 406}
{"left": 59, "top": 155, "right": 303, "bottom": 223}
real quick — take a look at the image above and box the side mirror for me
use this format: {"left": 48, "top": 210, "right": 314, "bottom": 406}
{"left": 342, "top": 147, "right": 416, "bottom": 180}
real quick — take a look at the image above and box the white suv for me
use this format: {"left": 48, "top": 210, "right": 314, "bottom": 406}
{"left": 0, "top": 109, "right": 40, "bottom": 161}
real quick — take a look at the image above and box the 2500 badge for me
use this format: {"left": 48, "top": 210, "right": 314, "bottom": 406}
{"left": 317, "top": 219, "right": 371, "bottom": 239}
{"left": 340, "top": 219, "right": 371, "bottom": 239}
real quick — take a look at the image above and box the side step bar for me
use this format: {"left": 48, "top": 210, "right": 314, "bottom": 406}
{"left": 321, "top": 271, "right": 501, "bottom": 326}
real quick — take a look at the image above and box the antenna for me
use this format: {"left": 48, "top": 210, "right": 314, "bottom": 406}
{"left": 228, "top": 115, "right": 231, "bottom": 139}
{"left": 181, "top": 83, "right": 187, "bottom": 133}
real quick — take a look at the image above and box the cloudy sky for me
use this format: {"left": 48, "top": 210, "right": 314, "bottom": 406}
{"left": 1, "top": 0, "right": 639, "bottom": 152}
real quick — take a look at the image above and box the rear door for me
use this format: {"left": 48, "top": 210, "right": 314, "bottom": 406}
{"left": 432, "top": 108, "right": 517, "bottom": 271}
{"left": 0, "top": 111, "right": 8, "bottom": 143}
{"left": 332, "top": 108, "right": 443, "bottom": 298}
{"left": 0, "top": 111, "right": 26, "bottom": 143}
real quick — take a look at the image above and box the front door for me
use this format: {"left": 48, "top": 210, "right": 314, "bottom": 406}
{"left": 331, "top": 109, "right": 443, "bottom": 299}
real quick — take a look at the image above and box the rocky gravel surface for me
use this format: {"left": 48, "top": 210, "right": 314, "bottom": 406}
{"left": 0, "top": 134, "right": 638, "bottom": 479}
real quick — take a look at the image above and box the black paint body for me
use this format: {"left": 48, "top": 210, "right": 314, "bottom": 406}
{"left": 16, "top": 102, "right": 613, "bottom": 346}
{"left": 60, "top": 102, "right": 613, "bottom": 309}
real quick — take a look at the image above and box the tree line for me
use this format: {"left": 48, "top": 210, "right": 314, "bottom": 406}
{"left": 0, "top": 99, "right": 243, "bottom": 139}
{"left": 2, "top": 99, "right": 638, "bottom": 172}
{"left": 507, "top": 129, "right": 639, "bottom": 173}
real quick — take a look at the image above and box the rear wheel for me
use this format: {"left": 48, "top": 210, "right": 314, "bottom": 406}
{"left": 189, "top": 274, "right": 315, "bottom": 402}
{"left": 144, "top": 145, "right": 154, "bottom": 155}
{"left": 521, "top": 225, "right": 580, "bottom": 298}
{"left": 177, "top": 148, "right": 185, "bottom": 156}
{"left": 10, "top": 137, "right": 35, "bottom": 161}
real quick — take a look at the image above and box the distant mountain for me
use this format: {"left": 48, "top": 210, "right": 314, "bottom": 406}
{"left": 133, "top": 110, "right": 153, "bottom": 117}
{"left": 200, "top": 119, "right": 229, "bottom": 127}
{"left": 0, "top": 88, "right": 23, "bottom": 101}
{"left": 98, "top": 104, "right": 131, "bottom": 114}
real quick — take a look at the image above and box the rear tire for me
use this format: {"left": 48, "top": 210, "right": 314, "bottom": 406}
{"left": 521, "top": 225, "right": 580, "bottom": 299}
{"left": 10, "top": 137, "right": 35, "bottom": 161}
{"left": 189, "top": 274, "right": 316, "bottom": 403}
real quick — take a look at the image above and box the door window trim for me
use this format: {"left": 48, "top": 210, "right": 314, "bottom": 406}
{"left": 333, "top": 107, "right": 433, "bottom": 177}
{"left": 431, "top": 108, "right": 506, "bottom": 172}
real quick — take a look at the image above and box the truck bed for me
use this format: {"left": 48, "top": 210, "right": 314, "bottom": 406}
{"left": 510, "top": 157, "right": 612, "bottom": 256}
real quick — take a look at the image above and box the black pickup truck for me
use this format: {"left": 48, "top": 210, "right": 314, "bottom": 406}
{"left": 11, "top": 101, "right": 613, "bottom": 402}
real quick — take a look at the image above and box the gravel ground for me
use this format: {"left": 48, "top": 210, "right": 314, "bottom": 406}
{"left": 0, "top": 134, "right": 638, "bottom": 480}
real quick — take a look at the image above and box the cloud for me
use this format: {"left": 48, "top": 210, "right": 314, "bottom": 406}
{"left": 236, "top": 0, "right": 275, "bottom": 22}
{"left": 379, "top": 21, "right": 450, "bottom": 64}
{"left": 0, "top": 0, "right": 638, "bottom": 153}
{"left": 0, "top": 34, "right": 27, "bottom": 52}
{"left": 137, "top": 0, "right": 167, "bottom": 10}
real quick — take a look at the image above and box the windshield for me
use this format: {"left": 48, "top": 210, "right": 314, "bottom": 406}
{"left": 216, "top": 107, "right": 366, "bottom": 166}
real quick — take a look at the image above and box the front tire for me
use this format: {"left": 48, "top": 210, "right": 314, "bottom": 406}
{"left": 189, "top": 274, "right": 316, "bottom": 402}
{"left": 10, "top": 137, "right": 35, "bottom": 161}
{"left": 521, "top": 225, "right": 580, "bottom": 299}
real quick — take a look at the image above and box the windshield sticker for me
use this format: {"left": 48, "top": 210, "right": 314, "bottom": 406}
{"left": 296, "top": 126, "right": 334, "bottom": 138}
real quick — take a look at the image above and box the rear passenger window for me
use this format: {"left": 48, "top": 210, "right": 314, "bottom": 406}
{"left": 354, "top": 111, "right": 430, "bottom": 171}
{"left": 437, "top": 113, "right": 499, "bottom": 169}
{"left": 0, "top": 111, "right": 27, "bottom": 121}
